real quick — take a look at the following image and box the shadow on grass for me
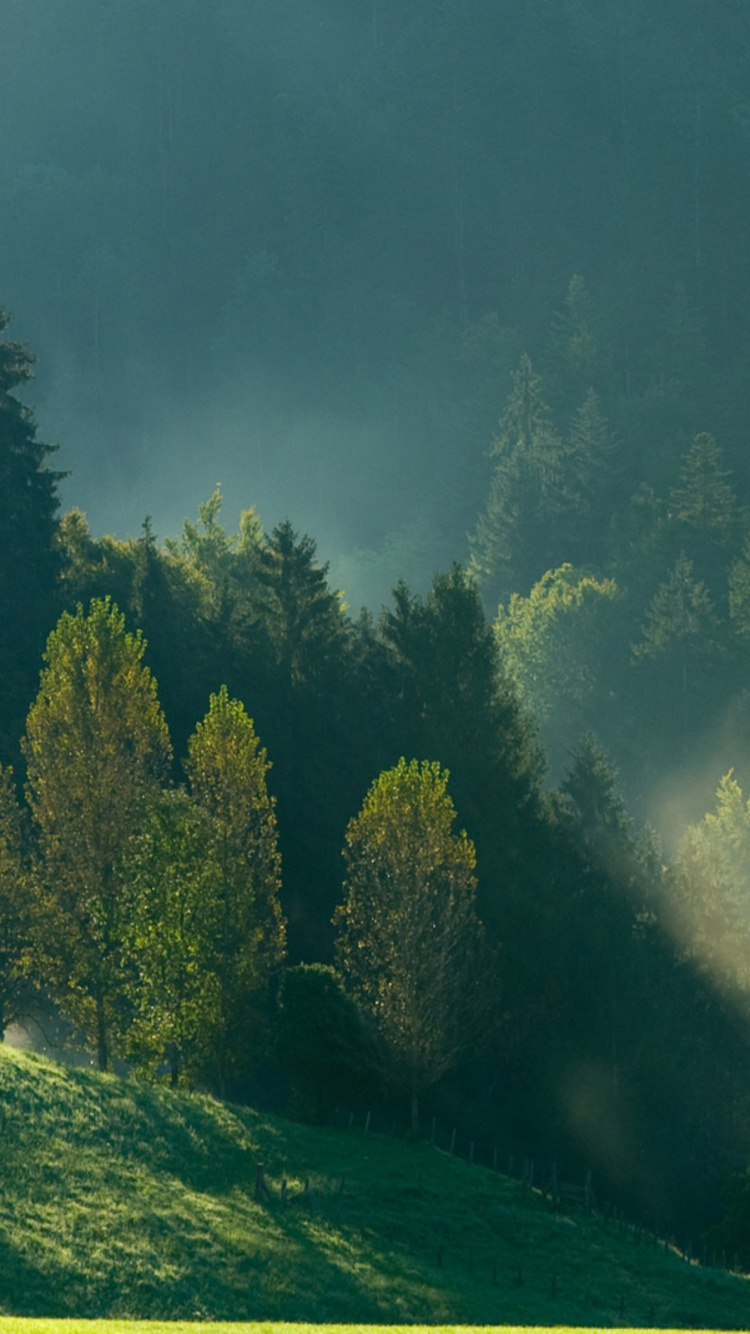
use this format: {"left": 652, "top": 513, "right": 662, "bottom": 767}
{"left": 0, "top": 1236, "right": 63, "bottom": 1317}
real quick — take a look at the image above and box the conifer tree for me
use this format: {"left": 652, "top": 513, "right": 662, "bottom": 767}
{"left": 0, "top": 309, "right": 64, "bottom": 760}
{"left": 633, "top": 553, "right": 717, "bottom": 661}
{"left": 471, "top": 354, "right": 566, "bottom": 602}
{"left": 544, "top": 274, "right": 612, "bottom": 413}
{"left": 632, "top": 553, "right": 719, "bottom": 755}
{"left": 667, "top": 434, "right": 744, "bottom": 584}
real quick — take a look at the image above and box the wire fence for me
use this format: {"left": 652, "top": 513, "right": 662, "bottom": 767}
{"left": 318, "top": 1105, "right": 744, "bottom": 1278}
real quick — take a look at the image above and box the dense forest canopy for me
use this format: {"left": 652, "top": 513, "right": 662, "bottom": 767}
{"left": 6, "top": 0, "right": 750, "bottom": 1258}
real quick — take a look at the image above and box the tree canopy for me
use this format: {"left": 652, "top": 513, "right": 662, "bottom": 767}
{"left": 334, "top": 757, "right": 489, "bottom": 1133}
{"left": 23, "top": 597, "right": 171, "bottom": 1070}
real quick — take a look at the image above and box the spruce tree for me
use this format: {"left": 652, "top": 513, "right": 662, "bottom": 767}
{"left": 667, "top": 433, "right": 744, "bottom": 586}
{"left": 0, "top": 309, "right": 64, "bottom": 760}
{"left": 471, "top": 354, "right": 566, "bottom": 602}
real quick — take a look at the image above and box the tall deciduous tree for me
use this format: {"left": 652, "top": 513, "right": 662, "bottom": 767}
{"left": 495, "top": 565, "right": 621, "bottom": 775}
{"left": 185, "top": 685, "right": 285, "bottom": 1095}
{"left": 23, "top": 598, "right": 171, "bottom": 1070}
{"left": 334, "top": 757, "right": 488, "bottom": 1134}
{"left": 121, "top": 788, "right": 224, "bottom": 1086}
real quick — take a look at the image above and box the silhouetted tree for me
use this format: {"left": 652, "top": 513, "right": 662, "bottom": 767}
{"left": 0, "top": 310, "right": 63, "bottom": 761}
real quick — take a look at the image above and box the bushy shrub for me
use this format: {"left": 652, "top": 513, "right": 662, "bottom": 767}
{"left": 275, "top": 964, "right": 381, "bottom": 1121}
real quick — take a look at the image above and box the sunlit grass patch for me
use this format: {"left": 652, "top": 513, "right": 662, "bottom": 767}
{"left": 1, "top": 1044, "right": 749, "bottom": 1326}
{"left": 0, "top": 1324, "right": 746, "bottom": 1334}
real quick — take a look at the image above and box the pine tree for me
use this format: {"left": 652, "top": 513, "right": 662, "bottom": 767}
{"left": 564, "top": 389, "right": 619, "bottom": 563}
{"left": 544, "top": 274, "right": 613, "bottom": 414}
{"left": 667, "top": 433, "right": 744, "bottom": 586}
{"left": 633, "top": 553, "right": 717, "bottom": 660}
{"left": 0, "top": 309, "right": 64, "bottom": 760}
{"left": 377, "top": 564, "right": 543, "bottom": 928}
{"left": 471, "top": 354, "right": 567, "bottom": 602}
{"left": 632, "top": 553, "right": 719, "bottom": 755}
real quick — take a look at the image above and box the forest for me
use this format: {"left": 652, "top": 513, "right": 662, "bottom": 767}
{"left": 4, "top": 0, "right": 750, "bottom": 1258}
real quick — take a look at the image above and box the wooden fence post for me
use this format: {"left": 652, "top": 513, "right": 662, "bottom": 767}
{"left": 254, "top": 1164, "right": 266, "bottom": 1202}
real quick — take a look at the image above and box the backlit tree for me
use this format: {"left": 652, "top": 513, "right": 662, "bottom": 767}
{"left": 23, "top": 598, "right": 171, "bottom": 1070}
{"left": 334, "top": 757, "right": 488, "bottom": 1134}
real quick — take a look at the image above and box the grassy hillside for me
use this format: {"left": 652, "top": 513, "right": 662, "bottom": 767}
{"left": 0, "top": 1045, "right": 748, "bottom": 1327}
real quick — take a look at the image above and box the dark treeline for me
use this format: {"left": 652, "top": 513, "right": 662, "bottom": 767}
{"left": 4, "top": 313, "right": 750, "bottom": 1258}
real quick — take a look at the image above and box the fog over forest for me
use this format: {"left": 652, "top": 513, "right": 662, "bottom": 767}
{"left": 9, "top": 0, "right": 750, "bottom": 1249}
{"left": 5, "top": 2, "right": 748, "bottom": 610}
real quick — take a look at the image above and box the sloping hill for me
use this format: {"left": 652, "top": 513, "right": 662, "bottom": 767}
{"left": 0, "top": 1045, "right": 747, "bottom": 1327}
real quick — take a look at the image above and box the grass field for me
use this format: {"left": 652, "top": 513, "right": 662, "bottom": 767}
{"left": 0, "top": 1326, "right": 745, "bottom": 1334}
{"left": 0, "top": 1327, "right": 745, "bottom": 1334}
{"left": 0, "top": 1045, "right": 749, "bottom": 1327}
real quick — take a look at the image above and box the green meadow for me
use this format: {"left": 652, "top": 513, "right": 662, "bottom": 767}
{"left": 0, "top": 1044, "right": 748, "bottom": 1328}
{"left": 0, "top": 1326, "right": 744, "bottom": 1334}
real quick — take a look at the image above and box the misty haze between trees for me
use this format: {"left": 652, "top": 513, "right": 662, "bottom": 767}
{"left": 6, "top": 0, "right": 750, "bottom": 1262}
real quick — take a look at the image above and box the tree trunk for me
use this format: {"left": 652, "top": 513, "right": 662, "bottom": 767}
{"left": 96, "top": 989, "right": 108, "bottom": 1072}
{"left": 410, "top": 1084, "right": 420, "bottom": 1137}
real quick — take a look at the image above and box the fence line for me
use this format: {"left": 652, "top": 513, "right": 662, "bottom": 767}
{"left": 323, "top": 1105, "right": 736, "bottom": 1276}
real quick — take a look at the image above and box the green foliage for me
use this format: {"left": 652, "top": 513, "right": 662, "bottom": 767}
{"left": 667, "top": 771, "right": 750, "bottom": 1003}
{"left": 495, "top": 565, "right": 621, "bottom": 771}
{"left": 471, "top": 355, "right": 567, "bottom": 602}
{"left": 57, "top": 508, "right": 218, "bottom": 761}
{"left": 121, "top": 789, "right": 224, "bottom": 1086}
{"left": 729, "top": 534, "right": 750, "bottom": 638}
{"left": 185, "top": 685, "right": 285, "bottom": 1094}
{"left": 376, "top": 564, "right": 543, "bottom": 928}
{"left": 632, "top": 552, "right": 718, "bottom": 660}
{"left": 22, "top": 598, "right": 171, "bottom": 1070}
{"left": 707, "top": 1168, "right": 750, "bottom": 1270}
{"left": 165, "top": 486, "right": 263, "bottom": 591}
{"left": 257, "top": 520, "right": 347, "bottom": 694}
{"left": 668, "top": 434, "right": 741, "bottom": 545}
{"left": 275, "top": 963, "right": 380, "bottom": 1121}
{"left": 334, "top": 758, "right": 488, "bottom": 1130}
{"left": 0, "top": 765, "right": 30, "bottom": 1034}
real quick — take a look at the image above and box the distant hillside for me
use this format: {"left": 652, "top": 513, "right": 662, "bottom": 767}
{"left": 0, "top": 1046, "right": 748, "bottom": 1326}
